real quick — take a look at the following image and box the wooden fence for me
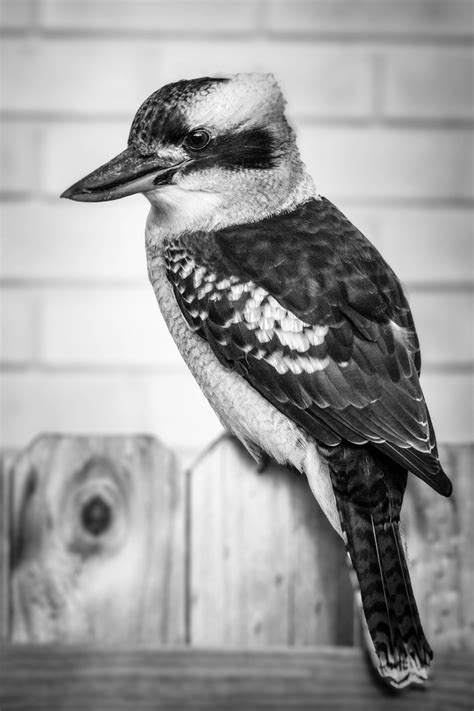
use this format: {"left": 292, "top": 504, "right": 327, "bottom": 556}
{"left": 0, "top": 434, "right": 472, "bottom": 710}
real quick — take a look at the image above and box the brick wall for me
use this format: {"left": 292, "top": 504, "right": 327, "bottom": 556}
{"left": 1, "top": 0, "right": 473, "bottom": 457}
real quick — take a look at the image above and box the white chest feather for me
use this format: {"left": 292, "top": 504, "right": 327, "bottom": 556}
{"left": 145, "top": 215, "right": 341, "bottom": 536}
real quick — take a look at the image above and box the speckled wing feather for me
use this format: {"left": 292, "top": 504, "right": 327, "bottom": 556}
{"left": 164, "top": 197, "right": 451, "bottom": 496}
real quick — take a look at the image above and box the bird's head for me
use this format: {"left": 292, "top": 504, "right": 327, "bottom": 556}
{"left": 62, "top": 73, "right": 315, "bottom": 231}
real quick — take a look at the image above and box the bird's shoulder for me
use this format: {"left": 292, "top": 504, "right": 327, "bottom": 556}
{"left": 164, "top": 196, "right": 415, "bottom": 338}
{"left": 163, "top": 196, "right": 421, "bottom": 398}
{"left": 162, "top": 197, "right": 452, "bottom": 495}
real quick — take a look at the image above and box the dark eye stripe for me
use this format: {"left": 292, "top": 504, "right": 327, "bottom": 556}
{"left": 184, "top": 128, "right": 279, "bottom": 172}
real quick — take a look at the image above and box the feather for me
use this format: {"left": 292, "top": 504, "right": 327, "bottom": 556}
{"left": 164, "top": 196, "right": 452, "bottom": 496}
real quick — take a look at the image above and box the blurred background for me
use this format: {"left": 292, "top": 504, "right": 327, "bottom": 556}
{"left": 0, "top": 0, "right": 473, "bottom": 459}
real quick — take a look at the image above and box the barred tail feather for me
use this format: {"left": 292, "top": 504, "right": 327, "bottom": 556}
{"left": 339, "top": 499, "right": 432, "bottom": 689}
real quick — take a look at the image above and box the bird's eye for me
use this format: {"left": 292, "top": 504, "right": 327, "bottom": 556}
{"left": 184, "top": 129, "right": 211, "bottom": 151}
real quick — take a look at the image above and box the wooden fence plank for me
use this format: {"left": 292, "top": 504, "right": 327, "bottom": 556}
{"left": 9, "top": 434, "right": 186, "bottom": 644}
{"left": 401, "top": 444, "right": 474, "bottom": 652}
{"left": 190, "top": 436, "right": 291, "bottom": 645}
{"left": 3, "top": 436, "right": 473, "bottom": 660}
{"left": 455, "top": 445, "right": 474, "bottom": 648}
{"left": 288, "top": 471, "right": 353, "bottom": 646}
{"left": 190, "top": 436, "right": 352, "bottom": 647}
{"left": 0, "top": 451, "right": 15, "bottom": 642}
{"left": 0, "top": 646, "right": 472, "bottom": 711}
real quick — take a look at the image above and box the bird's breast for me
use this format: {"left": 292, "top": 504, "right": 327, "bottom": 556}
{"left": 144, "top": 214, "right": 341, "bottom": 535}
{"left": 146, "top": 239, "right": 301, "bottom": 463}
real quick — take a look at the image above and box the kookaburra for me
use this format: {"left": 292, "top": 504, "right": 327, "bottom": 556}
{"left": 62, "top": 73, "right": 452, "bottom": 689}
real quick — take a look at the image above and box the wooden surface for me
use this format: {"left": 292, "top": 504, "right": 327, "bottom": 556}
{"left": 1, "top": 436, "right": 474, "bottom": 650}
{"left": 190, "top": 436, "right": 353, "bottom": 646}
{"left": 401, "top": 444, "right": 474, "bottom": 651}
{"left": 0, "top": 451, "right": 14, "bottom": 641}
{"left": 0, "top": 646, "right": 472, "bottom": 711}
{"left": 2, "top": 433, "right": 355, "bottom": 647}
{"left": 8, "top": 434, "right": 186, "bottom": 644}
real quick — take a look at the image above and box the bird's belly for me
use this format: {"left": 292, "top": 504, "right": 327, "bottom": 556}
{"left": 146, "top": 244, "right": 341, "bottom": 535}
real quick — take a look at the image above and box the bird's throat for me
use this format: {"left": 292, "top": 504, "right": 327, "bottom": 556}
{"left": 144, "top": 167, "right": 318, "bottom": 249}
{"left": 145, "top": 186, "right": 224, "bottom": 244}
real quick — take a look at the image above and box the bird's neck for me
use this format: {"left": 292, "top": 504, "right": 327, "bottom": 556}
{"left": 144, "top": 164, "right": 318, "bottom": 254}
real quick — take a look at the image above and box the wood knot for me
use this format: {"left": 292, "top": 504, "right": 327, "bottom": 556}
{"left": 62, "top": 456, "right": 130, "bottom": 555}
{"left": 81, "top": 495, "right": 112, "bottom": 536}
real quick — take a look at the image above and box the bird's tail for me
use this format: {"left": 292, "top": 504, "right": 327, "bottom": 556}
{"left": 336, "top": 496, "right": 432, "bottom": 689}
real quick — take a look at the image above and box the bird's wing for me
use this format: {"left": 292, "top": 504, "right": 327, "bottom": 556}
{"left": 164, "top": 197, "right": 451, "bottom": 495}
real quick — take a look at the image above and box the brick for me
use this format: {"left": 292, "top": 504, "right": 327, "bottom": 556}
{"left": 409, "top": 290, "right": 474, "bottom": 365}
{"left": 0, "top": 288, "right": 37, "bottom": 363}
{"left": 262, "top": 44, "right": 373, "bottom": 118}
{"left": 158, "top": 40, "right": 373, "bottom": 117}
{"left": 0, "top": 371, "right": 223, "bottom": 451}
{"left": 1, "top": 370, "right": 469, "bottom": 449}
{"left": 39, "top": 288, "right": 180, "bottom": 367}
{"left": 299, "top": 126, "right": 473, "bottom": 199}
{"left": 366, "top": 208, "right": 474, "bottom": 285}
{"left": 421, "top": 372, "right": 473, "bottom": 443}
{"left": 0, "top": 122, "right": 36, "bottom": 194}
{"left": 383, "top": 48, "right": 474, "bottom": 119}
{"left": 145, "top": 372, "right": 224, "bottom": 451}
{"left": 39, "top": 121, "right": 129, "bottom": 196}
{"left": 1, "top": 39, "right": 372, "bottom": 118}
{"left": 266, "top": 0, "right": 474, "bottom": 38}
{"left": 159, "top": 38, "right": 262, "bottom": 83}
{"left": 0, "top": 39, "right": 165, "bottom": 115}
{"left": 0, "top": 202, "right": 148, "bottom": 280}
{"left": 0, "top": 0, "right": 35, "bottom": 29}
{"left": 41, "top": 0, "right": 260, "bottom": 33}
{"left": 342, "top": 206, "right": 474, "bottom": 285}
{"left": 0, "top": 38, "right": 268, "bottom": 116}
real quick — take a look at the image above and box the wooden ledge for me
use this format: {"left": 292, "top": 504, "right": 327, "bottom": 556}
{"left": 0, "top": 645, "right": 472, "bottom": 710}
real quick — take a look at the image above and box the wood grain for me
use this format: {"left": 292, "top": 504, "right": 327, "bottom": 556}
{"left": 3, "top": 436, "right": 473, "bottom": 663}
{"left": 0, "top": 451, "right": 15, "bottom": 642}
{"left": 0, "top": 645, "right": 472, "bottom": 711}
{"left": 9, "top": 434, "right": 186, "bottom": 644}
{"left": 455, "top": 445, "right": 474, "bottom": 648}
{"left": 189, "top": 436, "right": 353, "bottom": 647}
{"left": 401, "top": 444, "right": 474, "bottom": 652}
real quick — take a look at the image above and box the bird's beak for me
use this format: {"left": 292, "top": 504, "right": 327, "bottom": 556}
{"left": 60, "top": 145, "right": 190, "bottom": 202}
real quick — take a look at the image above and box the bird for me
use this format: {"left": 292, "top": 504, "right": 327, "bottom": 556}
{"left": 62, "top": 73, "right": 453, "bottom": 689}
